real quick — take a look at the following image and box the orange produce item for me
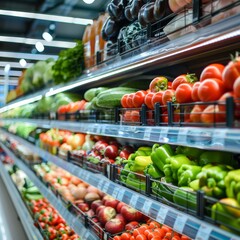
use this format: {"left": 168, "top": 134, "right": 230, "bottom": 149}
{"left": 83, "top": 24, "right": 91, "bottom": 69}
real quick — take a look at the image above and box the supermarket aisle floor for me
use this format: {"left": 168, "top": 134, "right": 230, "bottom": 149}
{"left": 0, "top": 175, "right": 28, "bottom": 240}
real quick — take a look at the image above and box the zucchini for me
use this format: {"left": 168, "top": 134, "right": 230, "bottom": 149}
{"left": 25, "top": 193, "right": 43, "bottom": 201}
{"left": 96, "top": 87, "right": 138, "bottom": 108}
{"left": 84, "top": 87, "right": 109, "bottom": 101}
{"left": 25, "top": 186, "right": 40, "bottom": 194}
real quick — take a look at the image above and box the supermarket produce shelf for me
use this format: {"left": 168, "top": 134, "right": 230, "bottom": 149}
{"left": 1, "top": 13, "right": 240, "bottom": 113}
{"left": 0, "top": 161, "right": 43, "bottom": 240}
{"left": 2, "top": 119, "right": 240, "bottom": 153}
{"left": 0, "top": 143, "right": 98, "bottom": 240}
{"left": 1, "top": 132, "right": 239, "bottom": 240}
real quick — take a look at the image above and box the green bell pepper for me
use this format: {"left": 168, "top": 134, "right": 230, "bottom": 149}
{"left": 199, "top": 151, "right": 236, "bottom": 167}
{"left": 130, "top": 156, "right": 152, "bottom": 173}
{"left": 144, "top": 164, "right": 164, "bottom": 179}
{"left": 125, "top": 173, "right": 146, "bottom": 191}
{"left": 225, "top": 169, "right": 240, "bottom": 203}
{"left": 173, "top": 187, "right": 197, "bottom": 211}
{"left": 197, "top": 164, "right": 232, "bottom": 198}
{"left": 150, "top": 144, "right": 174, "bottom": 172}
{"left": 135, "top": 146, "right": 152, "bottom": 157}
{"left": 177, "top": 164, "right": 202, "bottom": 187}
{"left": 163, "top": 154, "right": 195, "bottom": 183}
{"left": 176, "top": 146, "right": 203, "bottom": 160}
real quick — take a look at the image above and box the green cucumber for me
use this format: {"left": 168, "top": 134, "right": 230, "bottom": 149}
{"left": 26, "top": 186, "right": 40, "bottom": 194}
{"left": 84, "top": 88, "right": 97, "bottom": 101}
{"left": 25, "top": 193, "right": 43, "bottom": 201}
{"left": 96, "top": 87, "right": 138, "bottom": 108}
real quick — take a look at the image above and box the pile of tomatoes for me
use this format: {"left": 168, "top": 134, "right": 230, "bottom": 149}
{"left": 112, "top": 220, "right": 190, "bottom": 240}
{"left": 29, "top": 198, "right": 80, "bottom": 240}
{"left": 121, "top": 54, "right": 240, "bottom": 124}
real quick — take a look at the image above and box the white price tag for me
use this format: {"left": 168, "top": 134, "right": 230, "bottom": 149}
{"left": 196, "top": 224, "right": 212, "bottom": 240}
{"left": 159, "top": 128, "right": 168, "bottom": 141}
{"left": 97, "top": 179, "right": 104, "bottom": 190}
{"left": 177, "top": 128, "right": 188, "bottom": 144}
{"left": 102, "top": 182, "right": 110, "bottom": 193}
{"left": 212, "top": 129, "right": 227, "bottom": 147}
{"left": 112, "top": 188, "right": 118, "bottom": 198}
{"left": 156, "top": 206, "right": 168, "bottom": 223}
{"left": 130, "top": 195, "right": 138, "bottom": 208}
{"left": 143, "top": 200, "right": 152, "bottom": 215}
{"left": 118, "top": 189, "right": 125, "bottom": 201}
{"left": 173, "top": 214, "right": 188, "bottom": 233}
{"left": 143, "top": 128, "right": 151, "bottom": 140}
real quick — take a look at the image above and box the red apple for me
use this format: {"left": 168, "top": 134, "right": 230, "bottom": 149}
{"left": 98, "top": 207, "right": 117, "bottom": 225}
{"left": 115, "top": 214, "right": 126, "bottom": 225}
{"left": 86, "top": 209, "right": 95, "bottom": 217}
{"left": 76, "top": 202, "right": 89, "bottom": 212}
{"left": 116, "top": 202, "right": 127, "bottom": 213}
{"left": 96, "top": 205, "right": 106, "bottom": 215}
{"left": 105, "top": 218, "right": 125, "bottom": 234}
{"left": 120, "top": 205, "right": 143, "bottom": 222}
{"left": 103, "top": 195, "right": 119, "bottom": 208}
{"left": 125, "top": 221, "right": 139, "bottom": 231}
{"left": 91, "top": 200, "right": 103, "bottom": 212}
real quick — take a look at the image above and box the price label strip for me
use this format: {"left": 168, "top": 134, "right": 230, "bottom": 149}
{"left": 177, "top": 128, "right": 189, "bottom": 144}
{"left": 130, "top": 194, "right": 139, "bottom": 209}
{"left": 143, "top": 200, "right": 152, "bottom": 215}
{"left": 173, "top": 214, "right": 188, "bottom": 233}
{"left": 211, "top": 129, "right": 227, "bottom": 147}
{"left": 159, "top": 128, "right": 169, "bottom": 142}
{"left": 117, "top": 189, "right": 125, "bottom": 201}
{"left": 143, "top": 128, "right": 152, "bottom": 140}
{"left": 156, "top": 206, "right": 168, "bottom": 224}
{"left": 102, "top": 181, "right": 110, "bottom": 193}
{"left": 195, "top": 224, "right": 212, "bottom": 240}
{"left": 111, "top": 188, "right": 119, "bottom": 198}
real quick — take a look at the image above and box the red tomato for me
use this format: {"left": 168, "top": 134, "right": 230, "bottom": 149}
{"left": 133, "top": 228, "right": 145, "bottom": 237}
{"left": 153, "top": 228, "right": 166, "bottom": 237}
{"left": 148, "top": 221, "right": 161, "bottom": 229}
{"left": 132, "top": 91, "right": 147, "bottom": 108}
{"left": 144, "top": 92, "right": 155, "bottom": 109}
{"left": 151, "top": 92, "right": 164, "bottom": 108}
{"left": 144, "top": 229, "right": 152, "bottom": 237}
{"left": 136, "top": 234, "right": 147, "bottom": 240}
{"left": 233, "top": 76, "right": 240, "bottom": 97}
{"left": 123, "top": 110, "right": 132, "bottom": 122}
{"left": 57, "top": 105, "right": 68, "bottom": 114}
{"left": 162, "top": 89, "right": 175, "bottom": 105}
{"left": 121, "top": 94, "right": 129, "bottom": 108}
{"left": 218, "top": 92, "right": 234, "bottom": 112}
{"left": 190, "top": 105, "right": 206, "bottom": 123}
{"left": 127, "top": 93, "right": 135, "bottom": 108}
{"left": 198, "top": 78, "right": 224, "bottom": 102}
{"left": 131, "top": 110, "right": 140, "bottom": 122}
{"left": 201, "top": 105, "right": 225, "bottom": 124}
{"left": 149, "top": 76, "right": 168, "bottom": 92}
{"left": 172, "top": 74, "right": 197, "bottom": 90}
{"left": 68, "top": 100, "right": 86, "bottom": 113}
{"left": 113, "top": 236, "right": 122, "bottom": 240}
{"left": 175, "top": 83, "right": 193, "bottom": 103}
{"left": 222, "top": 57, "right": 240, "bottom": 90}
{"left": 200, "top": 63, "right": 225, "bottom": 82}
{"left": 191, "top": 82, "right": 201, "bottom": 102}
{"left": 121, "top": 233, "right": 132, "bottom": 240}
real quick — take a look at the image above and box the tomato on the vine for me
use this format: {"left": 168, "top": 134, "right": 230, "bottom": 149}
{"left": 151, "top": 91, "right": 164, "bottom": 108}
{"left": 126, "top": 93, "right": 135, "bottom": 108}
{"left": 198, "top": 78, "right": 224, "bottom": 102}
{"left": 222, "top": 56, "right": 240, "bottom": 90}
{"left": 149, "top": 76, "right": 168, "bottom": 92}
{"left": 200, "top": 63, "right": 225, "bottom": 82}
{"left": 175, "top": 83, "right": 193, "bottom": 103}
{"left": 132, "top": 90, "right": 147, "bottom": 108}
{"left": 201, "top": 105, "right": 225, "bottom": 123}
{"left": 172, "top": 74, "right": 197, "bottom": 90}
{"left": 190, "top": 105, "right": 206, "bottom": 123}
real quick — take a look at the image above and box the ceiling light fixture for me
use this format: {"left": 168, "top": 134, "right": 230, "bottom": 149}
{"left": 83, "top": 0, "right": 95, "bottom": 4}
{"left": 19, "top": 59, "right": 27, "bottom": 67}
{"left": 0, "top": 36, "right": 75, "bottom": 48}
{"left": 0, "top": 51, "right": 57, "bottom": 60}
{"left": 0, "top": 9, "right": 93, "bottom": 25}
{"left": 35, "top": 42, "right": 44, "bottom": 52}
{"left": 42, "top": 32, "right": 53, "bottom": 42}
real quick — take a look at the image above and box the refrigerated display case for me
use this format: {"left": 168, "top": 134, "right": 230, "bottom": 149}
{"left": 0, "top": 1, "right": 240, "bottom": 239}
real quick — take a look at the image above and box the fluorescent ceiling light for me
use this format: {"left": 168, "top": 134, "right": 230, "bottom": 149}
{"left": 0, "top": 36, "right": 76, "bottom": 48}
{"left": 0, "top": 9, "right": 93, "bottom": 25}
{"left": 83, "top": 0, "right": 95, "bottom": 4}
{"left": 35, "top": 42, "right": 44, "bottom": 52}
{"left": 0, "top": 51, "right": 57, "bottom": 60}
{"left": 19, "top": 59, "right": 27, "bottom": 67}
{"left": 0, "top": 70, "right": 22, "bottom": 77}
{"left": 4, "top": 64, "right": 10, "bottom": 73}
{"left": 42, "top": 32, "right": 53, "bottom": 42}
{"left": 0, "top": 61, "right": 33, "bottom": 68}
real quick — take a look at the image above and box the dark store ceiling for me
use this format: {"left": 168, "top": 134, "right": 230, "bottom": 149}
{"left": 0, "top": 0, "right": 110, "bottom": 66}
